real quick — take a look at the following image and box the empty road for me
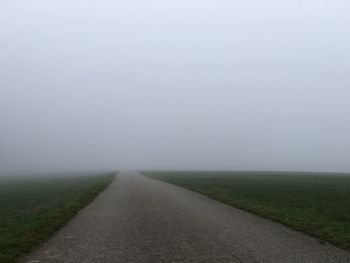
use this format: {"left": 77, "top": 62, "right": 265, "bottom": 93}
{"left": 23, "top": 172, "right": 350, "bottom": 263}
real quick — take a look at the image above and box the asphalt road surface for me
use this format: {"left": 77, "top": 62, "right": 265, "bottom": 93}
{"left": 22, "top": 171, "right": 350, "bottom": 263}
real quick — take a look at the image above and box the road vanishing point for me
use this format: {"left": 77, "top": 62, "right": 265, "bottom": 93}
{"left": 23, "top": 171, "right": 350, "bottom": 263}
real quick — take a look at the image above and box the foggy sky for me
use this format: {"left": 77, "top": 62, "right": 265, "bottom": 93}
{"left": 1, "top": 0, "right": 350, "bottom": 173}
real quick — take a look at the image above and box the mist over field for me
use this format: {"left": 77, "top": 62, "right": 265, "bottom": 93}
{"left": 1, "top": 0, "right": 350, "bottom": 174}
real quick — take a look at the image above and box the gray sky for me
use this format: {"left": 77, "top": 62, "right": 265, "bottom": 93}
{"left": 1, "top": 0, "right": 350, "bottom": 173}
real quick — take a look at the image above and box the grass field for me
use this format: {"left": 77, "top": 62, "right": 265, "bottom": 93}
{"left": 0, "top": 173, "right": 115, "bottom": 263}
{"left": 144, "top": 171, "right": 350, "bottom": 250}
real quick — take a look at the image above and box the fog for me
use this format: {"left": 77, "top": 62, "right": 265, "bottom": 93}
{"left": 1, "top": 0, "right": 350, "bottom": 174}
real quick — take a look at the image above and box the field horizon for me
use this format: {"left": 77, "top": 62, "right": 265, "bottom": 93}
{"left": 144, "top": 170, "right": 350, "bottom": 251}
{"left": 0, "top": 173, "right": 115, "bottom": 263}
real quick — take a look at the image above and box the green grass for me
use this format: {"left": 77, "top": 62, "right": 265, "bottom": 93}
{"left": 144, "top": 171, "right": 350, "bottom": 250}
{"left": 0, "top": 173, "right": 115, "bottom": 263}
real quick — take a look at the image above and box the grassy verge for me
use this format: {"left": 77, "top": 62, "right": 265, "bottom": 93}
{"left": 144, "top": 171, "right": 350, "bottom": 250}
{"left": 0, "top": 173, "right": 115, "bottom": 263}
